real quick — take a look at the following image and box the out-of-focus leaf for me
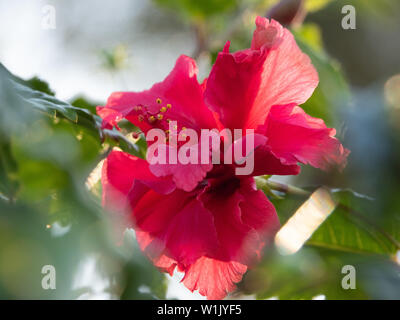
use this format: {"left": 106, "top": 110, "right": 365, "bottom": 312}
{"left": 270, "top": 185, "right": 400, "bottom": 256}
{"left": 241, "top": 246, "right": 399, "bottom": 300}
{"left": 294, "top": 23, "right": 323, "bottom": 52}
{"left": 304, "top": 0, "right": 333, "bottom": 12}
{"left": 0, "top": 137, "right": 18, "bottom": 202}
{"left": 16, "top": 76, "right": 55, "bottom": 96}
{"left": 309, "top": 189, "right": 400, "bottom": 255}
{"left": 153, "top": 0, "right": 238, "bottom": 21}
{"left": 0, "top": 63, "right": 163, "bottom": 299}
{"left": 70, "top": 95, "right": 101, "bottom": 115}
{"left": 246, "top": 179, "right": 400, "bottom": 299}
{"left": 0, "top": 63, "right": 142, "bottom": 156}
{"left": 100, "top": 45, "right": 129, "bottom": 72}
{"left": 119, "top": 229, "right": 168, "bottom": 299}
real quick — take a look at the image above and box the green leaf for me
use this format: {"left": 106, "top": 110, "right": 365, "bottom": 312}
{"left": 153, "top": 0, "right": 238, "bottom": 21}
{"left": 308, "top": 189, "right": 400, "bottom": 256}
{"left": 0, "top": 64, "right": 166, "bottom": 300}
{"left": 0, "top": 63, "right": 142, "bottom": 156}
{"left": 18, "top": 76, "right": 55, "bottom": 96}
{"left": 242, "top": 247, "right": 368, "bottom": 299}
{"left": 70, "top": 95, "right": 101, "bottom": 115}
{"left": 242, "top": 245, "right": 399, "bottom": 300}
{"left": 305, "top": 0, "right": 334, "bottom": 12}
{"left": 0, "top": 138, "right": 18, "bottom": 201}
{"left": 270, "top": 186, "right": 400, "bottom": 256}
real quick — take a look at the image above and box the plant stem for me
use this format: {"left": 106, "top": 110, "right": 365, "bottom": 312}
{"left": 255, "top": 176, "right": 310, "bottom": 196}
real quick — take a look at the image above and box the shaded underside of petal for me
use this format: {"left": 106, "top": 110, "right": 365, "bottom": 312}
{"left": 200, "top": 176, "right": 279, "bottom": 265}
{"left": 224, "top": 132, "right": 300, "bottom": 176}
{"left": 133, "top": 188, "right": 219, "bottom": 267}
{"left": 264, "top": 104, "right": 349, "bottom": 170}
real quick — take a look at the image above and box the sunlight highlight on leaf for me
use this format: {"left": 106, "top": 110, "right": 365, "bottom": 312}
{"left": 275, "top": 187, "right": 337, "bottom": 255}
{"left": 86, "top": 159, "right": 105, "bottom": 191}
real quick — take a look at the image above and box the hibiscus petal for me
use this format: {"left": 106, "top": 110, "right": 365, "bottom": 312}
{"left": 102, "top": 150, "right": 175, "bottom": 203}
{"left": 133, "top": 188, "right": 189, "bottom": 235}
{"left": 149, "top": 144, "right": 213, "bottom": 192}
{"left": 134, "top": 188, "right": 219, "bottom": 267}
{"left": 97, "top": 55, "right": 217, "bottom": 133}
{"left": 238, "top": 178, "right": 280, "bottom": 258}
{"left": 252, "top": 144, "right": 301, "bottom": 176}
{"left": 264, "top": 104, "right": 350, "bottom": 170}
{"left": 181, "top": 178, "right": 278, "bottom": 300}
{"left": 200, "top": 178, "right": 257, "bottom": 265}
{"left": 224, "top": 132, "right": 300, "bottom": 176}
{"left": 163, "top": 199, "right": 219, "bottom": 266}
{"left": 101, "top": 150, "right": 175, "bottom": 240}
{"left": 205, "top": 17, "right": 318, "bottom": 131}
{"left": 200, "top": 177, "right": 279, "bottom": 265}
{"left": 182, "top": 256, "right": 247, "bottom": 300}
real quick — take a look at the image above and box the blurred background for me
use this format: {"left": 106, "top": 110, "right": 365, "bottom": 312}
{"left": 0, "top": 0, "right": 399, "bottom": 299}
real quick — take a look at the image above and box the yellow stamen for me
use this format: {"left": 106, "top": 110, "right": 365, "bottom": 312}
{"left": 166, "top": 103, "right": 172, "bottom": 109}
{"left": 148, "top": 115, "right": 156, "bottom": 123}
{"left": 156, "top": 98, "right": 162, "bottom": 104}
{"left": 160, "top": 107, "right": 167, "bottom": 113}
{"left": 157, "top": 114, "right": 163, "bottom": 120}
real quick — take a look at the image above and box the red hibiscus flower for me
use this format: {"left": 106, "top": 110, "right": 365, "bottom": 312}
{"left": 97, "top": 17, "right": 349, "bottom": 299}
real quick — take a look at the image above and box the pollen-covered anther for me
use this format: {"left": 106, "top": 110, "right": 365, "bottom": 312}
{"left": 157, "top": 114, "right": 163, "bottom": 120}
{"left": 166, "top": 103, "right": 172, "bottom": 109}
{"left": 156, "top": 98, "right": 162, "bottom": 104}
{"left": 160, "top": 107, "right": 167, "bottom": 113}
{"left": 148, "top": 115, "right": 156, "bottom": 123}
